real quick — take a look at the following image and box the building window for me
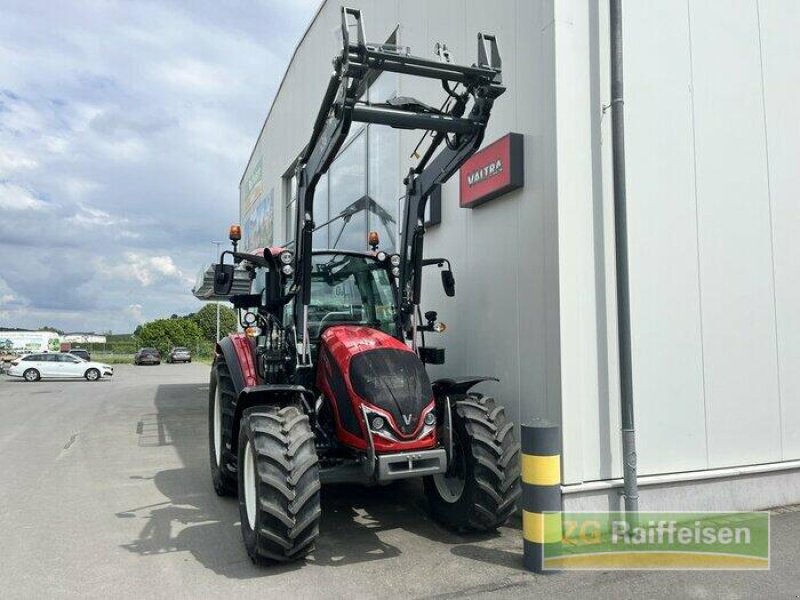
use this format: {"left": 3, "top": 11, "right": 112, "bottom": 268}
{"left": 313, "top": 173, "right": 329, "bottom": 248}
{"left": 283, "top": 169, "right": 297, "bottom": 245}
{"left": 367, "top": 74, "right": 400, "bottom": 251}
{"left": 329, "top": 129, "right": 367, "bottom": 250}
{"left": 283, "top": 73, "right": 400, "bottom": 252}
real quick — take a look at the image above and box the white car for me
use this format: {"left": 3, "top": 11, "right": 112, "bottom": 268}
{"left": 6, "top": 353, "right": 113, "bottom": 382}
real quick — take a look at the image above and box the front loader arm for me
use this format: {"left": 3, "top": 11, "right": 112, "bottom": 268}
{"left": 291, "top": 7, "right": 504, "bottom": 369}
{"left": 397, "top": 36, "right": 505, "bottom": 334}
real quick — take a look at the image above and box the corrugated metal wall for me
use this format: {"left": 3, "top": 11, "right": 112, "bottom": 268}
{"left": 561, "top": 0, "right": 800, "bottom": 484}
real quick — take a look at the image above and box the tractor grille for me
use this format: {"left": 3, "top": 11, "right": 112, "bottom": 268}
{"left": 349, "top": 348, "right": 432, "bottom": 436}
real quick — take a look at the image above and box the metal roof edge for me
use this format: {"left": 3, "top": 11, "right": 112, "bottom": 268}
{"left": 239, "top": 0, "right": 327, "bottom": 188}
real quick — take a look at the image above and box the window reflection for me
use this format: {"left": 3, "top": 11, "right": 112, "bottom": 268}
{"left": 329, "top": 130, "right": 366, "bottom": 250}
{"left": 284, "top": 73, "right": 400, "bottom": 252}
{"left": 369, "top": 121, "right": 399, "bottom": 251}
{"left": 313, "top": 174, "right": 329, "bottom": 248}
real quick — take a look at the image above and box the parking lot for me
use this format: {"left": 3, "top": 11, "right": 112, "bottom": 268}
{"left": 1, "top": 364, "right": 798, "bottom": 599}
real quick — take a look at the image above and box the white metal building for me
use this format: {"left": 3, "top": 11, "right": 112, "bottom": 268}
{"left": 63, "top": 333, "right": 107, "bottom": 344}
{"left": 239, "top": 0, "right": 800, "bottom": 511}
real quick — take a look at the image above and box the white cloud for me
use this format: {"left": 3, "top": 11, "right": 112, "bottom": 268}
{"left": 0, "top": 0, "right": 315, "bottom": 332}
{"left": 125, "top": 303, "right": 143, "bottom": 323}
{"left": 69, "top": 204, "right": 121, "bottom": 227}
{"left": 63, "top": 178, "right": 102, "bottom": 200}
{"left": 97, "top": 252, "right": 193, "bottom": 288}
{"left": 157, "top": 57, "right": 234, "bottom": 93}
{"left": 0, "top": 148, "right": 38, "bottom": 176}
{"left": 0, "top": 182, "right": 49, "bottom": 211}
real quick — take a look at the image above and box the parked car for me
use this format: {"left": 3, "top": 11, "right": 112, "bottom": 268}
{"left": 68, "top": 348, "right": 91, "bottom": 361}
{"left": 0, "top": 351, "right": 18, "bottom": 373}
{"left": 7, "top": 353, "right": 113, "bottom": 382}
{"left": 134, "top": 348, "right": 161, "bottom": 365}
{"left": 167, "top": 347, "right": 192, "bottom": 363}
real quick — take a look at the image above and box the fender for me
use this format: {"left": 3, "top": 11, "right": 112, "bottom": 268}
{"left": 431, "top": 376, "right": 499, "bottom": 398}
{"left": 216, "top": 334, "right": 258, "bottom": 395}
{"left": 431, "top": 376, "right": 499, "bottom": 470}
{"left": 231, "top": 384, "right": 315, "bottom": 458}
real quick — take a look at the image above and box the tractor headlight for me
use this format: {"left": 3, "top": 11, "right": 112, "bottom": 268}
{"left": 391, "top": 266, "right": 400, "bottom": 278}
{"left": 390, "top": 254, "right": 401, "bottom": 267}
{"left": 371, "top": 415, "right": 385, "bottom": 430}
{"left": 279, "top": 250, "right": 293, "bottom": 265}
{"left": 376, "top": 251, "right": 387, "bottom": 262}
{"left": 281, "top": 264, "right": 294, "bottom": 276}
{"left": 424, "top": 412, "right": 436, "bottom": 426}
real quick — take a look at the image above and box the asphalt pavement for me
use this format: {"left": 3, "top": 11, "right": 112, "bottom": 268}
{"left": 1, "top": 364, "right": 798, "bottom": 599}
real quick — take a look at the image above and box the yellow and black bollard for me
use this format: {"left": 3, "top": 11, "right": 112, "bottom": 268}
{"left": 521, "top": 420, "right": 562, "bottom": 573}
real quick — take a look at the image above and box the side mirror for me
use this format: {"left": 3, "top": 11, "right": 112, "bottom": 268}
{"left": 213, "top": 263, "right": 235, "bottom": 296}
{"left": 441, "top": 270, "right": 455, "bottom": 297}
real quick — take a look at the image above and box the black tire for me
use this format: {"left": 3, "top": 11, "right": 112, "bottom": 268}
{"left": 209, "top": 359, "right": 238, "bottom": 496}
{"left": 238, "top": 405, "right": 321, "bottom": 564}
{"left": 23, "top": 368, "right": 40, "bottom": 382}
{"left": 85, "top": 368, "right": 100, "bottom": 382}
{"left": 424, "top": 395, "right": 521, "bottom": 531}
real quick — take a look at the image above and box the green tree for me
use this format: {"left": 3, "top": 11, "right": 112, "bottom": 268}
{"left": 137, "top": 318, "right": 203, "bottom": 355}
{"left": 40, "top": 325, "right": 65, "bottom": 335}
{"left": 190, "top": 303, "right": 237, "bottom": 342}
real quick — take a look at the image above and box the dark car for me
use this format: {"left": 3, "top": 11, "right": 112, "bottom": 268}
{"left": 69, "top": 348, "right": 91, "bottom": 361}
{"left": 134, "top": 347, "right": 161, "bottom": 365}
{"left": 167, "top": 347, "right": 192, "bottom": 364}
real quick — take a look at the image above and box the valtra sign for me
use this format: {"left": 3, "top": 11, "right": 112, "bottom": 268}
{"left": 459, "top": 133, "right": 524, "bottom": 208}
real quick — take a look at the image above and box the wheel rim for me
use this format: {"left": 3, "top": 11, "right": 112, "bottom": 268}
{"left": 24, "top": 370, "right": 37, "bottom": 382}
{"left": 243, "top": 441, "right": 257, "bottom": 530}
{"left": 87, "top": 370, "right": 98, "bottom": 381}
{"left": 433, "top": 431, "right": 467, "bottom": 503}
{"left": 213, "top": 385, "right": 223, "bottom": 466}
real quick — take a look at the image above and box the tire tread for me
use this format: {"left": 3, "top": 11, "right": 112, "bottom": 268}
{"left": 240, "top": 404, "right": 321, "bottom": 564}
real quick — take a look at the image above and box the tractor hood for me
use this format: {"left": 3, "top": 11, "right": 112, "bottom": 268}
{"left": 319, "top": 326, "right": 433, "bottom": 439}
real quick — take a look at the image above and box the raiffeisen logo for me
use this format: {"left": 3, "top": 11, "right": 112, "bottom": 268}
{"left": 540, "top": 511, "right": 770, "bottom": 571}
{"left": 466, "top": 159, "right": 503, "bottom": 186}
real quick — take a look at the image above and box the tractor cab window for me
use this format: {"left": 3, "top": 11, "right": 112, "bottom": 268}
{"left": 308, "top": 253, "right": 395, "bottom": 337}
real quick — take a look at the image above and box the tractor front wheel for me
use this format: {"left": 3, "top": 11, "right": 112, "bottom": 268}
{"left": 238, "top": 405, "right": 321, "bottom": 564}
{"left": 208, "top": 359, "right": 237, "bottom": 496}
{"left": 424, "top": 395, "right": 521, "bottom": 531}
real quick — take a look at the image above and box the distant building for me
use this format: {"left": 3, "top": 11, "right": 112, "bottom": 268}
{"left": 63, "top": 333, "right": 107, "bottom": 344}
{"left": 0, "top": 331, "right": 60, "bottom": 353}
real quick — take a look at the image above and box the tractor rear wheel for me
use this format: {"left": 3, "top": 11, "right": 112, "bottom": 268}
{"left": 424, "top": 395, "right": 521, "bottom": 531}
{"left": 208, "top": 359, "right": 237, "bottom": 496}
{"left": 238, "top": 405, "right": 321, "bottom": 564}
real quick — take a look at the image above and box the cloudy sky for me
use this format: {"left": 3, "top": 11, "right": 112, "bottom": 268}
{"left": 0, "top": 0, "right": 318, "bottom": 333}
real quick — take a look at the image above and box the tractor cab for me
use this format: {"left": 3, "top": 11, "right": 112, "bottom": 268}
{"left": 304, "top": 250, "right": 400, "bottom": 340}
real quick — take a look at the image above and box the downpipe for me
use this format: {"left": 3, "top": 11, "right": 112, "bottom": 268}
{"left": 610, "top": 0, "right": 639, "bottom": 517}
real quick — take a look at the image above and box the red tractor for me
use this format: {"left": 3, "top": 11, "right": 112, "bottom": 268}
{"left": 202, "top": 8, "right": 520, "bottom": 564}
